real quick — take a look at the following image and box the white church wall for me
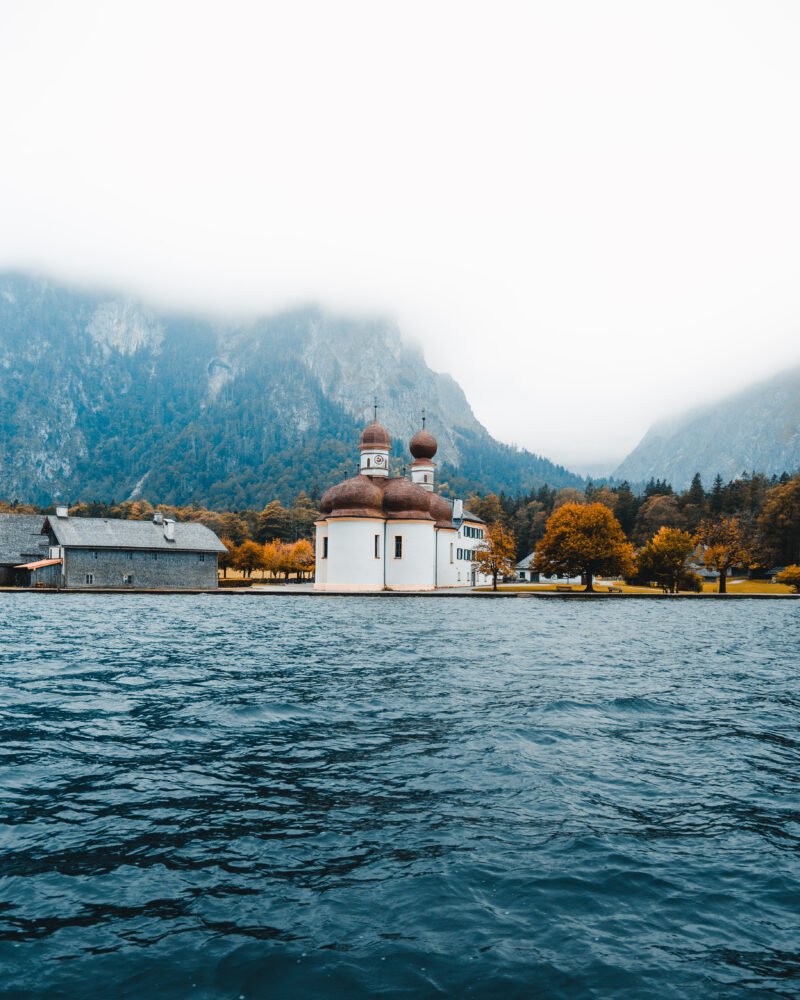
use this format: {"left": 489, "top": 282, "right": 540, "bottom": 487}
{"left": 384, "top": 521, "right": 436, "bottom": 591}
{"left": 314, "top": 522, "right": 328, "bottom": 588}
{"left": 318, "top": 517, "right": 385, "bottom": 591}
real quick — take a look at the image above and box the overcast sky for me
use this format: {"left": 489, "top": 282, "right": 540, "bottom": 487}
{"left": 2, "top": 1, "right": 800, "bottom": 472}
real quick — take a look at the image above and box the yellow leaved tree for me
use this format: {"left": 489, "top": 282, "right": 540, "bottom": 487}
{"left": 534, "top": 502, "right": 634, "bottom": 592}
{"left": 695, "top": 516, "right": 752, "bottom": 594}
{"left": 474, "top": 522, "right": 517, "bottom": 591}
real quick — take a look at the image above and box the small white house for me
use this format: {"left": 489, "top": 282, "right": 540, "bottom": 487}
{"left": 515, "top": 552, "right": 539, "bottom": 583}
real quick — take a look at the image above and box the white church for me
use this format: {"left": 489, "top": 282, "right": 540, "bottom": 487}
{"left": 314, "top": 417, "right": 492, "bottom": 591}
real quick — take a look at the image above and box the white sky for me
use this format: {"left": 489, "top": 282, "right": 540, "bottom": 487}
{"left": 2, "top": 1, "right": 800, "bottom": 472}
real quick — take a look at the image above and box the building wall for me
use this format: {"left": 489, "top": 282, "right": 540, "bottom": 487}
{"left": 63, "top": 548, "right": 218, "bottom": 589}
{"left": 454, "top": 520, "right": 492, "bottom": 587}
{"left": 314, "top": 521, "right": 328, "bottom": 588}
{"left": 28, "top": 563, "right": 63, "bottom": 587}
{"left": 318, "top": 517, "right": 386, "bottom": 592}
{"left": 384, "top": 520, "right": 436, "bottom": 591}
{"left": 435, "top": 528, "right": 459, "bottom": 588}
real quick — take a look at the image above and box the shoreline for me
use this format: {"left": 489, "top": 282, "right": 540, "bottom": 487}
{"left": 0, "top": 586, "right": 797, "bottom": 599}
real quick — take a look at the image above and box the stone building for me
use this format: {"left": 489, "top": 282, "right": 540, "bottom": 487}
{"left": 0, "top": 513, "right": 49, "bottom": 585}
{"left": 40, "top": 508, "right": 226, "bottom": 589}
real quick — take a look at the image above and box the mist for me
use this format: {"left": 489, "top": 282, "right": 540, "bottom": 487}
{"left": 2, "top": 0, "right": 800, "bottom": 472}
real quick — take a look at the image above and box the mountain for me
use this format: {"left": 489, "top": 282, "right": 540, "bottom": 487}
{"left": 613, "top": 366, "right": 800, "bottom": 489}
{"left": 0, "top": 273, "right": 582, "bottom": 507}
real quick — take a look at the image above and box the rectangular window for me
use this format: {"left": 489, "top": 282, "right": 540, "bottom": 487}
{"left": 92, "top": 551, "right": 98, "bottom": 560}
{"left": 394, "top": 535, "right": 403, "bottom": 559}
{"left": 85, "top": 573, "right": 94, "bottom": 585}
{"left": 123, "top": 574, "right": 133, "bottom": 585}
{"left": 449, "top": 543, "right": 454, "bottom": 564}
{"left": 322, "top": 536, "right": 328, "bottom": 559}
{"left": 126, "top": 551, "right": 133, "bottom": 560}
{"left": 152, "top": 552, "right": 158, "bottom": 561}
{"left": 374, "top": 534, "right": 381, "bottom": 559}
{"left": 199, "top": 554, "right": 205, "bottom": 562}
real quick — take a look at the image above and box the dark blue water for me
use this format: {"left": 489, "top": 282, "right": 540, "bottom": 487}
{"left": 0, "top": 595, "right": 798, "bottom": 999}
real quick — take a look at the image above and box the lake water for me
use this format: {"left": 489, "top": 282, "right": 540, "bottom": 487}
{"left": 0, "top": 594, "right": 798, "bottom": 999}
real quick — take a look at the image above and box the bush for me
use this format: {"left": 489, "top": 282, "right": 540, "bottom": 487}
{"left": 775, "top": 565, "right": 800, "bottom": 592}
{"left": 678, "top": 570, "right": 704, "bottom": 593}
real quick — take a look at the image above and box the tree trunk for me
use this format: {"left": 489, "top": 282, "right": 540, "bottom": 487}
{"left": 718, "top": 567, "right": 727, "bottom": 594}
{"left": 585, "top": 571, "right": 594, "bottom": 592}
{"left": 492, "top": 569, "right": 498, "bottom": 591}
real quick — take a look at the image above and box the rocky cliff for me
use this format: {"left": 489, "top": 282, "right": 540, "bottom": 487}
{"left": 0, "top": 273, "right": 582, "bottom": 506}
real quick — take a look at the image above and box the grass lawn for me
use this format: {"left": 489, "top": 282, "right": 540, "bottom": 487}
{"left": 480, "top": 579, "right": 796, "bottom": 595}
{"left": 701, "top": 579, "right": 794, "bottom": 594}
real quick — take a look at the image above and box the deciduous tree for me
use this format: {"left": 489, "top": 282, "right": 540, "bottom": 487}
{"left": 633, "top": 495, "right": 687, "bottom": 545}
{"left": 534, "top": 502, "right": 634, "bottom": 592}
{"left": 218, "top": 537, "right": 236, "bottom": 579}
{"left": 758, "top": 476, "right": 800, "bottom": 567}
{"left": 775, "top": 565, "right": 800, "bottom": 592}
{"left": 635, "top": 527, "right": 695, "bottom": 593}
{"left": 475, "top": 522, "right": 517, "bottom": 591}
{"left": 695, "top": 516, "right": 751, "bottom": 594}
{"left": 234, "top": 539, "right": 265, "bottom": 578}
{"left": 288, "top": 538, "right": 315, "bottom": 580}
{"left": 256, "top": 500, "right": 291, "bottom": 543}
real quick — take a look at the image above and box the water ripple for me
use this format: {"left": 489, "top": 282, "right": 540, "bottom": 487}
{"left": 0, "top": 595, "right": 798, "bottom": 998}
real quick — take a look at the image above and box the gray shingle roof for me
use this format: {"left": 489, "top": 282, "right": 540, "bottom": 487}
{"left": 44, "top": 516, "right": 227, "bottom": 553}
{"left": 0, "top": 514, "right": 48, "bottom": 564}
{"left": 443, "top": 499, "right": 486, "bottom": 524}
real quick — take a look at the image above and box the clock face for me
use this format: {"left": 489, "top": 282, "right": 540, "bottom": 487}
{"left": 373, "top": 455, "right": 385, "bottom": 465}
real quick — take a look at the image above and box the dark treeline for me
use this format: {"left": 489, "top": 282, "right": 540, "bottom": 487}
{"left": 466, "top": 471, "right": 800, "bottom": 570}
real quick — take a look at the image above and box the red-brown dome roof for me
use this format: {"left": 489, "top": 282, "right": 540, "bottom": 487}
{"left": 429, "top": 493, "right": 454, "bottom": 528}
{"left": 382, "top": 478, "right": 433, "bottom": 520}
{"left": 359, "top": 422, "right": 392, "bottom": 451}
{"left": 321, "top": 475, "right": 385, "bottom": 518}
{"left": 409, "top": 429, "right": 438, "bottom": 460}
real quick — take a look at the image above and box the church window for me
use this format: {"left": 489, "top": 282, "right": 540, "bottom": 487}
{"left": 394, "top": 535, "right": 403, "bottom": 559}
{"left": 374, "top": 534, "right": 381, "bottom": 559}
{"left": 449, "top": 543, "right": 453, "bottom": 564}
{"left": 322, "top": 537, "right": 328, "bottom": 559}
{"left": 366, "top": 457, "right": 371, "bottom": 467}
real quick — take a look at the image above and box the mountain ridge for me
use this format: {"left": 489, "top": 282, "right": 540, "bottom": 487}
{"left": 0, "top": 272, "right": 583, "bottom": 506}
{"left": 613, "top": 365, "right": 800, "bottom": 488}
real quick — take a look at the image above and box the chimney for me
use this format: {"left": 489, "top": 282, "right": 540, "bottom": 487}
{"left": 453, "top": 499, "right": 464, "bottom": 521}
{"left": 164, "top": 518, "right": 175, "bottom": 541}
{"left": 55, "top": 505, "right": 69, "bottom": 519}
{"left": 153, "top": 511, "right": 164, "bottom": 525}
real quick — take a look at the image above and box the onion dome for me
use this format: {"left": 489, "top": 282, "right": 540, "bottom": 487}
{"left": 409, "top": 428, "right": 438, "bottom": 460}
{"left": 429, "top": 493, "right": 454, "bottom": 528}
{"left": 360, "top": 422, "right": 392, "bottom": 451}
{"left": 321, "top": 475, "right": 385, "bottom": 518}
{"left": 382, "top": 478, "right": 433, "bottom": 520}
